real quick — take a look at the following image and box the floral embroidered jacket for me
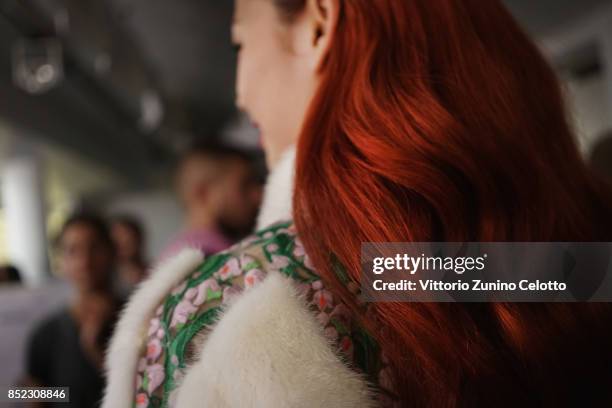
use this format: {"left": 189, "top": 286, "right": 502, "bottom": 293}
{"left": 103, "top": 221, "right": 395, "bottom": 408}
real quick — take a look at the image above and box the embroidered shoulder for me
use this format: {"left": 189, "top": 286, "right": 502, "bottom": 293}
{"left": 133, "top": 220, "right": 389, "bottom": 408}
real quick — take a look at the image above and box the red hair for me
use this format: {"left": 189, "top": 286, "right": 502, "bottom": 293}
{"left": 276, "top": 0, "right": 612, "bottom": 405}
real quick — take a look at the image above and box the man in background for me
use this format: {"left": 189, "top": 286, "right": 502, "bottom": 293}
{"left": 160, "top": 144, "right": 262, "bottom": 260}
{"left": 24, "top": 213, "right": 120, "bottom": 408}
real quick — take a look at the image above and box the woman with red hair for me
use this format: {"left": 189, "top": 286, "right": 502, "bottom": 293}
{"left": 103, "top": 1, "right": 612, "bottom": 407}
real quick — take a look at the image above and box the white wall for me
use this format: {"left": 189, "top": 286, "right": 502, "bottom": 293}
{"left": 1, "top": 148, "right": 49, "bottom": 287}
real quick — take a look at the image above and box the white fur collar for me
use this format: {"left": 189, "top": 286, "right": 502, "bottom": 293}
{"left": 103, "top": 249, "right": 204, "bottom": 408}
{"left": 175, "top": 272, "right": 375, "bottom": 407}
{"left": 103, "top": 253, "right": 374, "bottom": 407}
{"left": 103, "top": 145, "right": 375, "bottom": 407}
{"left": 256, "top": 145, "right": 295, "bottom": 230}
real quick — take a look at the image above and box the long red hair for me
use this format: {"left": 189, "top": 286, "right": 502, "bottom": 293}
{"left": 276, "top": 0, "right": 612, "bottom": 405}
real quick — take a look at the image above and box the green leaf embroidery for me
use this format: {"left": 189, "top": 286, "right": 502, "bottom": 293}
{"left": 140, "top": 220, "right": 382, "bottom": 407}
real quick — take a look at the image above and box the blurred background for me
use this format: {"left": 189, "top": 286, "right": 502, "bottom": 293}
{"left": 0, "top": 0, "right": 610, "bottom": 396}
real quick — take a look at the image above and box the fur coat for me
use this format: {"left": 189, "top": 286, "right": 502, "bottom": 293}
{"left": 102, "top": 147, "right": 375, "bottom": 407}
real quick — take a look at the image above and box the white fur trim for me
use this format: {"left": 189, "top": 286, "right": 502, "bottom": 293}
{"left": 176, "top": 272, "right": 375, "bottom": 407}
{"left": 256, "top": 146, "right": 295, "bottom": 230}
{"left": 103, "top": 242, "right": 374, "bottom": 407}
{"left": 102, "top": 248, "right": 205, "bottom": 408}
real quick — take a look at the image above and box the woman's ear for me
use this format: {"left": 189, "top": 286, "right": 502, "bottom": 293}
{"left": 298, "top": 0, "right": 339, "bottom": 71}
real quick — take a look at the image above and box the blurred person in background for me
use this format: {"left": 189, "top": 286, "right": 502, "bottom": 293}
{"left": 25, "top": 213, "right": 120, "bottom": 408}
{"left": 160, "top": 143, "right": 262, "bottom": 260}
{"left": 111, "top": 215, "right": 148, "bottom": 298}
{"left": 0, "top": 264, "right": 21, "bottom": 285}
{"left": 589, "top": 130, "right": 612, "bottom": 188}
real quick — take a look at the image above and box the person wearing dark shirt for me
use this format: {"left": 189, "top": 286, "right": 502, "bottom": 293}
{"left": 25, "top": 213, "right": 120, "bottom": 408}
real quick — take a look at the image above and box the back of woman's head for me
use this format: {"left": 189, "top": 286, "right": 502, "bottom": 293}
{"left": 271, "top": 0, "right": 612, "bottom": 405}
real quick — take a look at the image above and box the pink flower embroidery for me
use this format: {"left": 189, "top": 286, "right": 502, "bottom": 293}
{"left": 216, "top": 257, "right": 242, "bottom": 281}
{"left": 244, "top": 269, "right": 266, "bottom": 289}
{"left": 170, "top": 299, "right": 197, "bottom": 327}
{"left": 273, "top": 227, "right": 290, "bottom": 235}
{"left": 135, "top": 392, "right": 148, "bottom": 408}
{"left": 146, "top": 364, "right": 165, "bottom": 394}
{"left": 270, "top": 255, "right": 290, "bottom": 270}
{"left": 147, "top": 318, "right": 161, "bottom": 337}
{"left": 239, "top": 253, "right": 258, "bottom": 268}
{"left": 317, "top": 311, "right": 330, "bottom": 326}
{"left": 303, "top": 254, "right": 315, "bottom": 270}
{"left": 293, "top": 238, "right": 306, "bottom": 258}
{"left": 324, "top": 326, "right": 339, "bottom": 341}
{"left": 156, "top": 328, "right": 164, "bottom": 339}
{"left": 193, "top": 278, "right": 222, "bottom": 305}
{"left": 313, "top": 289, "right": 333, "bottom": 311}
{"left": 184, "top": 287, "right": 197, "bottom": 301}
{"left": 146, "top": 338, "right": 163, "bottom": 361}
{"left": 266, "top": 243, "right": 279, "bottom": 253}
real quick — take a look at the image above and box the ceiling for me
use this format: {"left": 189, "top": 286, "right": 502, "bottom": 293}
{"left": 110, "top": 0, "right": 235, "bottom": 112}
{"left": 0, "top": 0, "right": 610, "bottom": 188}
